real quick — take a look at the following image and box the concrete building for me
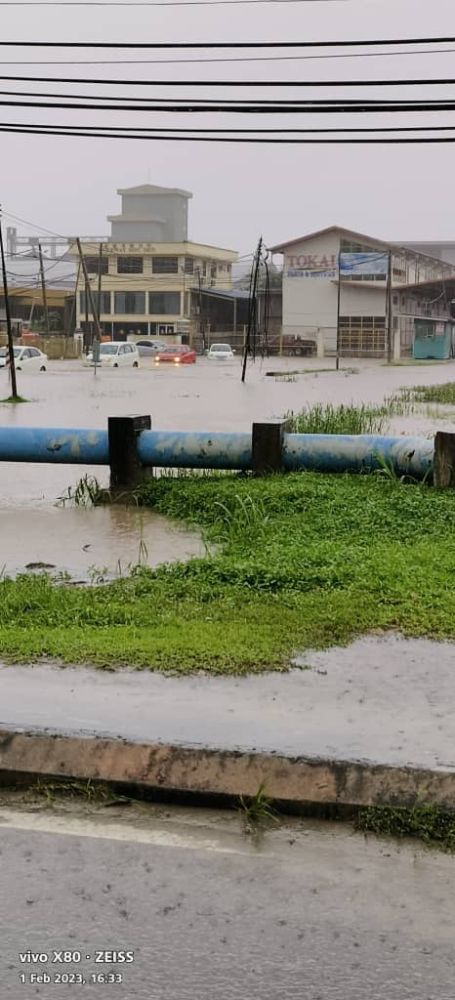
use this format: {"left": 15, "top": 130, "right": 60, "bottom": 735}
{"left": 71, "top": 185, "right": 237, "bottom": 340}
{"left": 271, "top": 226, "right": 455, "bottom": 358}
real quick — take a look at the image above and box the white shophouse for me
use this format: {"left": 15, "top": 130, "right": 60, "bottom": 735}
{"left": 271, "top": 226, "right": 455, "bottom": 358}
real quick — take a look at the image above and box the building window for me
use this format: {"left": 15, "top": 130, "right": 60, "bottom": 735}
{"left": 152, "top": 256, "right": 179, "bottom": 274}
{"left": 117, "top": 256, "right": 143, "bottom": 274}
{"left": 79, "top": 291, "right": 111, "bottom": 314}
{"left": 114, "top": 291, "right": 146, "bottom": 314}
{"left": 149, "top": 292, "right": 181, "bottom": 315}
{"left": 184, "top": 257, "right": 194, "bottom": 275}
{"left": 84, "top": 256, "right": 108, "bottom": 275}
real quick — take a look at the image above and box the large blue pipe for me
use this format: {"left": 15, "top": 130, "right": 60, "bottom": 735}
{"left": 0, "top": 427, "right": 109, "bottom": 464}
{"left": 0, "top": 426, "right": 434, "bottom": 478}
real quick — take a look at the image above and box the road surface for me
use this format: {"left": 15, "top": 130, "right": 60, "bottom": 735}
{"left": 0, "top": 796, "right": 454, "bottom": 999}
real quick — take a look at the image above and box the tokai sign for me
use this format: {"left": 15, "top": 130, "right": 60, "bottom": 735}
{"left": 286, "top": 253, "right": 337, "bottom": 271}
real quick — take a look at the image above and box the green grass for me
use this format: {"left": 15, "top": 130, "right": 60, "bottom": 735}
{"left": 356, "top": 804, "right": 455, "bottom": 852}
{"left": 399, "top": 383, "right": 455, "bottom": 405}
{"left": 284, "top": 402, "right": 389, "bottom": 435}
{"left": 0, "top": 394, "right": 29, "bottom": 404}
{"left": 2, "top": 470, "right": 455, "bottom": 671}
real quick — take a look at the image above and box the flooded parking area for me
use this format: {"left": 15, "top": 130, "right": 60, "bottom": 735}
{"left": 1, "top": 355, "right": 455, "bottom": 575}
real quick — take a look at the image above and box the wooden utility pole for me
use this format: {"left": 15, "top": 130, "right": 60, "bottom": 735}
{"left": 38, "top": 242, "right": 50, "bottom": 337}
{"left": 0, "top": 214, "right": 18, "bottom": 398}
{"left": 76, "top": 238, "right": 102, "bottom": 342}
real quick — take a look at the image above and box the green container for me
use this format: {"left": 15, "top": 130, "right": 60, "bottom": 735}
{"left": 413, "top": 320, "right": 453, "bottom": 360}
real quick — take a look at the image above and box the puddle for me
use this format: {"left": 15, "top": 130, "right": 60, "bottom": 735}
{"left": 1, "top": 634, "right": 454, "bottom": 771}
{"left": 0, "top": 505, "right": 204, "bottom": 580}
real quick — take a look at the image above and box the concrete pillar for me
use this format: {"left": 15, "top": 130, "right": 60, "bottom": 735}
{"left": 252, "top": 421, "right": 285, "bottom": 475}
{"left": 434, "top": 431, "right": 455, "bottom": 487}
{"left": 108, "top": 415, "right": 151, "bottom": 491}
{"left": 316, "top": 328, "right": 325, "bottom": 359}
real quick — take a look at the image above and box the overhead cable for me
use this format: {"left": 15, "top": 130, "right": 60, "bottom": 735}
{"left": 4, "top": 124, "right": 455, "bottom": 141}
{"left": 1, "top": 35, "right": 455, "bottom": 49}
{"left": 3, "top": 48, "right": 455, "bottom": 65}
{"left": 4, "top": 74, "right": 455, "bottom": 86}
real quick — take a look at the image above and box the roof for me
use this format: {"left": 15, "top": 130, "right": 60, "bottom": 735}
{"left": 117, "top": 184, "right": 193, "bottom": 199}
{"left": 270, "top": 225, "right": 391, "bottom": 254}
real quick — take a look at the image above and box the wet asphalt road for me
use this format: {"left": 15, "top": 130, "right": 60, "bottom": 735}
{"left": 1, "top": 801, "right": 454, "bottom": 999}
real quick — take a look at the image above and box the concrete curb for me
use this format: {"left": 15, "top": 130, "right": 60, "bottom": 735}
{"left": 1, "top": 728, "right": 455, "bottom": 811}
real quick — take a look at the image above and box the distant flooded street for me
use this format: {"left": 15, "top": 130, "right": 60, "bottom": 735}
{"left": 1, "top": 355, "right": 455, "bottom": 576}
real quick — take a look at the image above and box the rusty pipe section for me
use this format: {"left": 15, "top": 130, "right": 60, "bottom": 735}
{"left": 0, "top": 426, "right": 434, "bottom": 479}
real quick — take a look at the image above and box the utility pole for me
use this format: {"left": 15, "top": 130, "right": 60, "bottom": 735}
{"left": 76, "top": 238, "right": 102, "bottom": 343}
{"left": 38, "top": 242, "right": 50, "bottom": 337}
{"left": 335, "top": 250, "right": 342, "bottom": 371}
{"left": 97, "top": 242, "right": 104, "bottom": 338}
{"left": 386, "top": 249, "right": 393, "bottom": 364}
{"left": 0, "top": 212, "right": 18, "bottom": 398}
{"left": 242, "top": 237, "right": 262, "bottom": 383}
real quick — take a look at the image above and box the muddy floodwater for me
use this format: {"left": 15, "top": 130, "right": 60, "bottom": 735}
{"left": 1, "top": 355, "right": 455, "bottom": 575}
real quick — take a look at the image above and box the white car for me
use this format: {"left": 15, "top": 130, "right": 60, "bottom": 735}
{"left": 0, "top": 346, "right": 48, "bottom": 371}
{"left": 84, "top": 342, "right": 140, "bottom": 368}
{"left": 207, "top": 343, "right": 235, "bottom": 360}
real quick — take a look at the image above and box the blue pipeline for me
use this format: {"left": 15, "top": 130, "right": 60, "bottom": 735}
{"left": 0, "top": 427, "right": 109, "bottom": 464}
{"left": 0, "top": 426, "right": 434, "bottom": 478}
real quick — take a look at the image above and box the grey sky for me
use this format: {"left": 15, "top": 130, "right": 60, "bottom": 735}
{"left": 1, "top": 0, "right": 455, "bottom": 255}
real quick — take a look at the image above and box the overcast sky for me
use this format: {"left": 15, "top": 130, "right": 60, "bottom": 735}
{"left": 2, "top": 0, "right": 455, "bottom": 256}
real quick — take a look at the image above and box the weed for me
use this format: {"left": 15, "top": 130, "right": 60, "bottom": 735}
{"left": 0, "top": 394, "right": 28, "bottom": 404}
{"left": 34, "top": 778, "right": 116, "bottom": 804}
{"left": 356, "top": 804, "right": 455, "bottom": 851}
{"left": 398, "top": 383, "right": 455, "bottom": 406}
{"left": 283, "top": 403, "right": 389, "bottom": 436}
{"left": 57, "top": 474, "right": 107, "bottom": 508}
{"left": 239, "top": 783, "right": 279, "bottom": 832}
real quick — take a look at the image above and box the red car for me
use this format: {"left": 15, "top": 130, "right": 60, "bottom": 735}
{"left": 154, "top": 345, "right": 197, "bottom": 365}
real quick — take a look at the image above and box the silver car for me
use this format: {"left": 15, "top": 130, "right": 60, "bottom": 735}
{"left": 135, "top": 340, "right": 167, "bottom": 358}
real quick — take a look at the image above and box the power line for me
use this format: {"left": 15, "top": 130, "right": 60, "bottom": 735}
{"left": 3, "top": 97, "right": 455, "bottom": 111}
{"left": 3, "top": 48, "right": 455, "bottom": 65}
{"left": 0, "top": 0, "right": 351, "bottom": 5}
{"left": 6, "top": 121, "right": 455, "bottom": 134}
{"left": 1, "top": 35, "right": 455, "bottom": 48}
{"left": 5, "top": 123, "right": 455, "bottom": 141}
{"left": 4, "top": 74, "right": 455, "bottom": 86}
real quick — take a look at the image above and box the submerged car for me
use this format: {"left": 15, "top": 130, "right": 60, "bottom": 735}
{"left": 207, "top": 343, "right": 235, "bottom": 360}
{"left": 154, "top": 345, "right": 197, "bottom": 365}
{"left": 84, "top": 342, "right": 140, "bottom": 368}
{"left": 0, "top": 346, "right": 48, "bottom": 371}
{"left": 134, "top": 340, "right": 167, "bottom": 357}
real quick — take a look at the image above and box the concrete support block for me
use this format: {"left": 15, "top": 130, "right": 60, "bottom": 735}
{"left": 252, "top": 421, "right": 285, "bottom": 475}
{"left": 434, "top": 431, "right": 455, "bottom": 488}
{"left": 108, "top": 415, "right": 151, "bottom": 490}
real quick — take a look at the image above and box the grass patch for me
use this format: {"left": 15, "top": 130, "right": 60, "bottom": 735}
{"left": 1, "top": 470, "right": 455, "bottom": 672}
{"left": 0, "top": 394, "right": 28, "bottom": 404}
{"left": 399, "top": 383, "right": 455, "bottom": 406}
{"left": 356, "top": 804, "right": 455, "bottom": 852}
{"left": 283, "top": 402, "right": 390, "bottom": 435}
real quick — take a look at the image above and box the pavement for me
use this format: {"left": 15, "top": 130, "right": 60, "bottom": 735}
{"left": 1, "top": 633, "right": 455, "bottom": 811}
{"left": 1, "top": 797, "right": 454, "bottom": 999}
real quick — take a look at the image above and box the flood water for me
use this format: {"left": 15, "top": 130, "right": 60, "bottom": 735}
{"left": 1, "top": 355, "right": 455, "bottom": 576}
